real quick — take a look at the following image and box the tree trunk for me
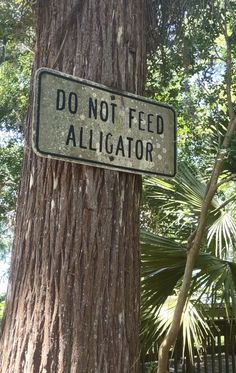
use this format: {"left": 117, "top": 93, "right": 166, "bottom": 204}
{"left": 0, "top": 1, "right": 147, "bottom": 372}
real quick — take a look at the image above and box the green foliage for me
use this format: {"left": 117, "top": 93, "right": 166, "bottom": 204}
{"left": 0, "top": 144, "right": 23, "bottom": 222}
{"left": 0, "top": 0, "right": 34, "bottom": 47}
{"left": 141, "top": 164, "right": 236, "bottom": 357}
{"left": 0, "top": 143, "right": 23, "bottom": 255}
{"left": 142, "top": 163, "right": 236, "bottom": 249}
{"left": 0, "top": 52, "right": 32, "bottom": 131}
{"left": 141, "top": 5, "right": 236, "bottom": 359}
{"left": 141, "top": 229, "right": 236, "bottom": 357}
{"left": 0, "top": 0, "right": 32, "bottom": 260}
{"left": 146, "top": 1, "right": 236, "bottom": 175}
{"left": 143, "top": 361, "right": 158, "bottom": 373}
{"left": 0, "top": 293, "right": 5, "bottom": 321}
{"left": 0, "top": 0, "right": 34, "bottom": 131}
{"left": 225, "top": 133, "right": 236, "bottom": 173}
{"left": 0, "top": 225, "right": 13, "bottom": 260}
{"left": 0, "top": 0, "right": 235, "bottom": 364}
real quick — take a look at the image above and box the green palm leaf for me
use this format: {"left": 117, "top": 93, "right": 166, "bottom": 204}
{"left": 141, "top": 231, "right": 236, "bottom": 357}
{"left": 207, "top": 211, "right": 236, "bottom": 258}
{"left": 143, "top": 162, "right": 218, "bottom": 214}
{"left": 143, "top": 161, "right": 236, "bottom": 252}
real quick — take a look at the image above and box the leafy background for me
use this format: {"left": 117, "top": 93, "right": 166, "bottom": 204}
{"left": 0, "top": 1, "right": 236, "bottom": 369}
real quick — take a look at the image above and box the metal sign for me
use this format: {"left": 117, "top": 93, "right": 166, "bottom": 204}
{"left": 33, "top": 68, "right": 177, "bottom": 176}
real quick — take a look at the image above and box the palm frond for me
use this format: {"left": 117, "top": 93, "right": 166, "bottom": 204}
{"left": 141, "top": 231, "right": 186, "bottom": 310}
{"left": 141, "top": 294, "right": 211, "bottom": 360}
{"left": 142, "top": 162, "right": 225, "bottom": 243}
{"left": 207, "top": 211, "right": 236, "bottom": 258}
{"left": 143, "top": 162, "right": 219, "bottom": 214}
{"left": 141, "top": 230, "right": 236, "bottom": 356}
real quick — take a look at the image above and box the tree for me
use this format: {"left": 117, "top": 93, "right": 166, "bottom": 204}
{"left": 0, "top": 0, "right": 33, "bottom": 131}
{"left": 154, "top": 2, "right": 236, "bottom": 371}
{"left": 0, "top": 1, "right": 147, "bottom": 372}
{"left": 140, "top": 164, "right": 236, "bottom": 366}
{"left": 0, "top": 0, "right": 33, "bottom": 260}
{"left": 0, "top": 144, "right": 23, "bottom": 264}
{"left": 2, "top": 1, "right": 236, "bottom": 372}
{"left": 139, "top": 1, "right": 236, "bottom": 371}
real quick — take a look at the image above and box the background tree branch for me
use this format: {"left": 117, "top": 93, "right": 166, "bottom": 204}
{"left": 157, "top": 17, "right": 236, "bottom": 373}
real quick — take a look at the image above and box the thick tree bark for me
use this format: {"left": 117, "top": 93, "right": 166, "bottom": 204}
{"left": 0, "top": 1, "right": 147, "bottom": 372}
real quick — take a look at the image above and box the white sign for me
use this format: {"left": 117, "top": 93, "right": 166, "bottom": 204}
{"left": 33, "top": 68, "right": 177, "bottom": 176}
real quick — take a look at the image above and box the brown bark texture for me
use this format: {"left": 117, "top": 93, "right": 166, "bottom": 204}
{"left": 0, "top": 1, "right": 147, "bottom": 372}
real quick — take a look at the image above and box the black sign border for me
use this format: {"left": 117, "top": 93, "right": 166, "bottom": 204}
{"left": 34, "top": 68, "right": 177, "bottom": 177}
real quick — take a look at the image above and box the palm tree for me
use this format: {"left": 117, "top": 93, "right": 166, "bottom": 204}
{"left": 140, "top": 162, "right": 236, "bottom": 363}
